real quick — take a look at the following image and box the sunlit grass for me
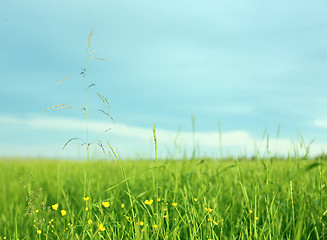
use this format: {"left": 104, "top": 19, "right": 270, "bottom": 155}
{"left": 0, "top": 158, "right": 326, "bottom": 239}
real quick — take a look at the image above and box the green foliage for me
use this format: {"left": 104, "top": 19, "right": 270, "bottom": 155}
{"left": 0, "top": 158, "right": 326, "bottom": 239}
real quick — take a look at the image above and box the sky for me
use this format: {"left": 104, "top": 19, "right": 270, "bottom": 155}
{"left": 1, "top": 0, "right": 327, "bottom": 159}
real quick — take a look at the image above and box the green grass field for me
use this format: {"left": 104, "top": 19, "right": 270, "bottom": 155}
{"left": 1, "top": 157, "right": 326, "bottom": 239}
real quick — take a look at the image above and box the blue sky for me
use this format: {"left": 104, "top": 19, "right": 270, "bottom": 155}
{"left": 1, "top": 0, "right": 327, "bottom": 159}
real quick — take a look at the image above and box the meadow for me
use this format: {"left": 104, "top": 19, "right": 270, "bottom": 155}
{"left": 0, "top": 156, "right": 327, "bottom": 239}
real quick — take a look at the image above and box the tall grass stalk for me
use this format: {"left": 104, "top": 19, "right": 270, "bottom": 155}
{"left": 45, "top": 29, "right": 111, "bottom": 196}
{"left": 83, "top": 29, "right": 94, "bottom": 195}
{"left": 218, "top": 121, "right": 223, "bottom": 159}
{"left": 191, "top": 115, "right": 196, "bottom": 159}
{"left": 152, "top": 123, "right": 159, "bottom": 225}
{"left": 84, "top": 30, "right": 92, "bottom": 173}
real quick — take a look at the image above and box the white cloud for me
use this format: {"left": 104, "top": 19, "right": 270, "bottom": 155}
{"left": 0, "top": 115, "right": 252, "bottom": 146}
{"left": 314, "top": 119, "right": 327, "bottom": 128}
{"left": 1, "top": 115, "right": 326, "bottom": 158}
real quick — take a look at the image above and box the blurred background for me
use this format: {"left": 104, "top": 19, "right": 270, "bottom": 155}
{"left": 1, "top": 0, "right": 327, "bottom": 159}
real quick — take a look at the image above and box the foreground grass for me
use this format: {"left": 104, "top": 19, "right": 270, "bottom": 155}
{"left": 0, "top": 157, "right": 326, "bottom": 239}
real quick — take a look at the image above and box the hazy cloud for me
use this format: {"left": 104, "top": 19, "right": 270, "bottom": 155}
{"left": 1, "top": 115, "right": 326, "bottom": 158}
{"left": 314, "top": 119, "right": 327, "bottom": 128}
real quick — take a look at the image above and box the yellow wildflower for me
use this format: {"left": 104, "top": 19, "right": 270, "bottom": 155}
{"left": 194, "top": 198, "right": 198, "bottom": 202}
{"left": 163, "top": 215, "right": 168, "bottom": 219}
{"left": 98, "top": 223, "right": 105, "bottom": 231}
{"left": 52, "top": 203, "right": 59, "bottom": 211}
{"left": 85, "top": 207, "right": 88, "bottom": 211}
{"left": 140, "top": 221, "right": 144, "bottom": 226}
{"left": 102, "top": 201, "right": 110, "bottom": 208}
{"left": 144, "top": 199, "right": 153, "bottom": 205}
{"left": 121, "top": 204, "right": 125, "bottom": 208}
{"left": 61, "top": 210, "right": 67, "bottom": 216}
{"left": 83, "top": 196, "right": 90, "bottom": 201}
{"left": 172, "top": 202, "right": 177, "bottom": 207}
{"left": 249, "top": 209, "right": 253, "bottom": 214}
{"left": 255, "top": 217, "right": 259, "bottom": 221}
{"left": 35, "top": 210, "right": 39, "bottom": 213}
{"left": 37, "top": 230, "right": 42, "bottom": 234}
{"left": 88, "top": 219, "right": 93, "bottom": 224}
{"left": 205, "top": 207, "right": 213, "bottom": 213}
{"left": 157, "top": 198, "right": 161, "bottom": 202}
{"left": 153, "top": 224, "right": 158, "bottom": 229}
